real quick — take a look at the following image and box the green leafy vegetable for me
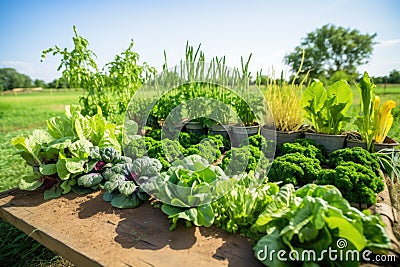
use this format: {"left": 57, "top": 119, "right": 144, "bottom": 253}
{"left": 268, "top": 152, "right": 321, "bottom": 186}
{"left": 301, "top": 79, "right": 353, "bottom": 134}
{"left": 253, "top": 184, "right": 390, "bottom": 266}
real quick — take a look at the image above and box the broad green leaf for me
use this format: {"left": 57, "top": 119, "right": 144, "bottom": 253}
{"left": 74, "top": 114, "right": 92, "bottom": 140}
{"left": 56, "top": 155, "right": 70, "bottom": 181}
{"left": 104, "top": 174, "right": 125, "bottom": 191}
{"left": 65, "top": 158, "right": 86, "bottom": 174}
{"left": 110, "top": 194, "right": 142, "bottom": 208}
{"left": 46, "top": 116, "right": 74, "bottom": 139}
{"left": 46, "top": 137, "right": 72, "bottom": 150}
{"left": 325, "top": 212, "right": 367, "bottom": 251}
{"left": 194, "top": 204, "right": 214, "bottom": 227}
{"left": 327, "top": 80, "right": 353, "bottom": 115}
{"left": 39, "top": 164, "right": 57, "bottom": 175}
{"left": 77, "top": 173, "right": 103, "bottom": 187}
{"left": 301, "top": 80, "right": 327, "bottom": 114}
{"left": 11, "top": 135, "right": 41, "bottom": 166}
{"left": 60, "top": 179, "right": 76, "bottom": 194}
{"left": 44, "top": 184, "right": 62, "bottom": 200}
{"left": 68, "top": 139, "right": 93, "bottom": 158}
{"left": 18, "top": 174, "right": 43, "bottom": 190}
{"left": 31, "top": 129, "right": 54, "bottom": 144}
{"left": 118, "top": 181, "right": 137, "bottom": 196}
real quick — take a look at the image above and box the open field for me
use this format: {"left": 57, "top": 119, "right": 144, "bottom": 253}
{"left": 0, "top": 90, "right": 81, "bottom": 267}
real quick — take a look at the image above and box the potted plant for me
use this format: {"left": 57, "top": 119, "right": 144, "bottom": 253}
{"left": 230, "top": 55, "right": 265, "bottom": 147}
{"left": 301, "top": 79, "right": 353, "bottom": 153}
{"left": 261, "top": 72, "right": 307, "bottom": 146}
{"left": 347, "top": 72, "right": 398, "bottom": 151}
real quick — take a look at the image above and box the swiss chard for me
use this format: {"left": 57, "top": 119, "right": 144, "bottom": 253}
{"left": 302, "top": 79, "right": 353, "bottom": 134}
{"left": 12, "top": 105, "right": 121, "bottom": 199}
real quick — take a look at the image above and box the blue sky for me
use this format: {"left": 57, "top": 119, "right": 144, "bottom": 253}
{"left": 0, "top": 0, "right": 399, "bottom": 82}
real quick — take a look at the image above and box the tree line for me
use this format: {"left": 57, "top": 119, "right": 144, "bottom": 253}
{"left": 0, "top": 68, "right": 69, "bottom": 91}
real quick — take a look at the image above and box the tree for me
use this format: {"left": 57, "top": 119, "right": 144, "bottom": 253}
{"left": 0, "top": 68, "right": 33, "bottom": 91}
{"left": 388, "top": 69, "right": 400, "bottom": 83}
{"left": 284, "top": 24, "right": 377, "bottom": 84}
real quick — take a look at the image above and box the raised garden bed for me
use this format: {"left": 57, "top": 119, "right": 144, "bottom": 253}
{"left": 0, "top": 188, "right": 263, "bottom": 267}
{"left": 1, "top": 177, "right": 399, "bottom": 266}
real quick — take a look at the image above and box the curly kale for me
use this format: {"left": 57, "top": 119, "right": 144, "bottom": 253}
{"left": 147, "top": 139, "right": 185, "bottom": 171}
{"left": 268, "top": 152, "right": 321, "bottom": 186}
{"left": 179, "top": 132, "right": 199, "bottom": 148}
{"left": 318, "top": 161, "right": 384, "bottom": 205}
{"left": 329, "top": 147, "right": 381, "bottom": 176}
{"left": 221, "top": 145, "right": 268, "bottom": 176}
{"left": 279, "top": 138, "right": 325, "bottom": 162}
{"left": 240, "top": 134, "right": 267, "bottom": 151}
{"left": 184, "top": 139, "right": 222, "bottom": 164}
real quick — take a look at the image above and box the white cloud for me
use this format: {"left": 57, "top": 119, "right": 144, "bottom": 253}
{"left": 0, "top": 60, "right": 35, "bottom": 75}
{"left": 376, "top": 39, "right": 400, "bottom": 47}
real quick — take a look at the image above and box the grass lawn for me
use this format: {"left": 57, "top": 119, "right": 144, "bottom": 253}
{"left": 0, "top": 89, "right": 81, "bottom": 267}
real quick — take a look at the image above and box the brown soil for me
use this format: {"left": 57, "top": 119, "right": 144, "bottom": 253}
{"left": 0, "top": 189, "right": 262, "bottom": 267}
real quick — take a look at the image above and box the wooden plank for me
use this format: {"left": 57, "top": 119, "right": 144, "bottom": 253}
{"left": 0, "top": 189, "right": 262, "bottom": 267}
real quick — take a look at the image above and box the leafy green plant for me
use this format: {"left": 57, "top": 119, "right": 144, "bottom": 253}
{"left": 41, "top": 26, "right": 155, "bottom": 124}
{"left": 221, "top": 145, "right": 269, "bottom": 176}
{"left": 184, "top": 139, "right": 222, "bottom": 164}
{"left": 11, "top": 105, "right": 121, "bottom": 199}
{"left": 212, "top": 172, "right": 279, "bottom": 236}
{"left": 318, "top": 161, "right": 384, "bottom": 205}
{"left": 279, "top": 138, "right": 326, "bottom": 162}
{"left": 142, "top": 154, "right": 234, "bottom": 230}
{"left": 252, "top": 184, "right": 390, "bottom": 267}
{"left": 268, "top": 152, "right": 321, "bottom": 186}
{"left": 301, "top": 79, "right": 353, "bottom": 134}
{"left": 102, "top": 155, "right": 160, "bottom": 208}
{"left": 329, "top": 147, "right": 381, "bottom": 176}
{"left": 354, "top": 72, "right": 376, "bottom": 151}
{"left": 374, "top": 95, "right": 396, "bottom": 143}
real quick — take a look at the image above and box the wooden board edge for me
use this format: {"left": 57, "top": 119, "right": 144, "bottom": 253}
{"left": 0, "top": 207, "right": 102, "bottom": 267}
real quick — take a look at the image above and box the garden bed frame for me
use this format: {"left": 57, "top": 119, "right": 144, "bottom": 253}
{"left": 0, "top": 188, "right": 263, "bottom": 267}
{"left": 0, "top": 177, "right": 399, "bottom": 266}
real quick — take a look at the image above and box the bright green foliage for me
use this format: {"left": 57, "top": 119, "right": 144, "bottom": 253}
{"left": 102, "top": 155, "right": 160, "bottom": 208}
{"left": 301, "top": 79, "right": 353, "bottom": 134}
{"left": 145, "top": 154, "right": 234, "bottom": 229}
{"left": 280, "top": 138, "right": 325, "bottom": 162}
{"left": 284, "top": 24, "right": 376, "bottom": 83}
{"left": 147, "top": 139, "right": 185, "bottom": 171}
{"left": 11, "top": 105, "right": 121, "bottom": 199}
{"left": 354, "top": 72, "right": 376, "bottom": 151}
{"left": 41, "top": 26, "right": 155, "bottom": 124}
{"left": 329, "top": 147, "right": 381, "bottom": 176}
{"left": 268, "top": 152, "right": 321, "bottom": 186}
{"left": 161, "top": 204, "right": 215, "bottom": 231}
{"left": 253, "top": 184, "right": 390, "bottom": 267}
{"left": 212, "top": 172, "right": 279, "bottom": 236}
{"left": 318, "top": 162, "right": 384, "bottom": 205}
{"left": 221, "top": 145, "right": 268, "bottom": 176}
{"left": 240, "top": 134, "right": 267, "bottom": 152}
{"left": 184, "top": 139, "right": 222, "bottom": 164}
